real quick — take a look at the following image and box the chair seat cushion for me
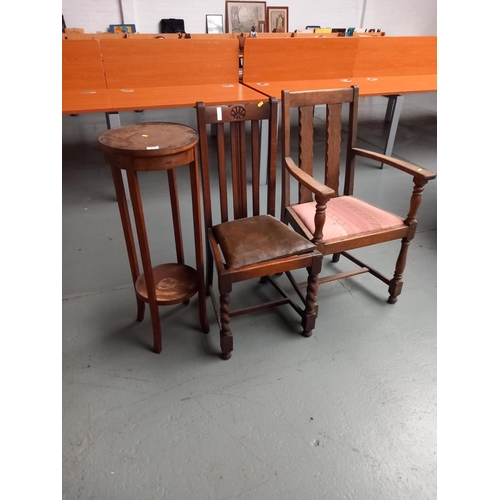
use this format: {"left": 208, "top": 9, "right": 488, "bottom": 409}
{"left": 291, "top": 196, "right": 405, "bottom": 240}
{"left": 213, "top": 214, "right": 316, "bottom": 269}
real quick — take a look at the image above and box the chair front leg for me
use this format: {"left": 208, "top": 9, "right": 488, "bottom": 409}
{"left": 312, "top": 195, "right": 329, "bottom": 244}
{"left": 388, "top": 238, "right": 410, "bottom": 304}
{"left": 301, "top": 265, "right": 320, "bottom": 337}
{"left": 220, "top": 292, "right": 233, "bottom": 359}
{"left": 388, "top": 179, "right": 427, "bottom": 304}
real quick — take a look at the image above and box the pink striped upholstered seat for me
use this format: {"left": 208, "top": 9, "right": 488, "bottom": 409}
{"left": 291, "top": 196, "right": 405, "bottom": 240}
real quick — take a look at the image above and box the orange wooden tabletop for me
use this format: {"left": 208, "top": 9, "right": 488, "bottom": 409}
{"left": 62, "top": 39, "right": 108, "bottom": 92}
{"left": 243, "top": 75, "right": 437, "bottom": 100}
{"left": 107, "top": 84, "right": 269, "bottom": 111}
{"left": 62, "top": 36, "right": 436, "bottom": 115}
{"left": 241, "top": 36, "right": 437, "bottom": 99}
{"left": 62, "top": 84, "right": 268, "bottom": 114}
{"left": 62, "top": 90, "right": 114, "bottom": 115}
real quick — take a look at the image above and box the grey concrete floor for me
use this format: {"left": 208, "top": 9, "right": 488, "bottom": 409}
{"left": 62, "top": 93, "right": 437, "bottom": 499}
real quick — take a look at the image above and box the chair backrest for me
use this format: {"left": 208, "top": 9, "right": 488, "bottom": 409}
{"left": 196, "top": 98, "right": 278, "bottom": 230}
{"left": 281, "top": 86, "right": 359, "bottom": 215}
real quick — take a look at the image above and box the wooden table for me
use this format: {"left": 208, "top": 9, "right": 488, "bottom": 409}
{"left": 63, "top": 36, "right": 436, "bottom": 181}
{"left": 242, "top": 75, "right": 437, "bottom": 99}
{"left": 241, "top": 36, "right": 437, "bottom": 95}
{"left": 62, "top": 38, "right": 269, "bottom": 126}
{"left": 62, "top": 39, "right": 112, "bottom": 115}
{"left": 99, "top": 122, "right": 209, "bottom": 354}
{"left": 103, "top": 84, "right": 267, "bottom": 128}
{"left": 241, "top": 36, "right": 437, "bottom": 172}
{"left": 62, "top": 38, "right": 270, "bottom": 190}
{"left": 63, "top": 84, "right": 267, "bottom": 126}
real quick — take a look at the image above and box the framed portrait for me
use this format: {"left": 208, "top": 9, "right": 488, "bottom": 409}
{"left": 226, "top": 2, "right": 267, "bottom": 34}
{"left": 109, "top": 24, "right": 136, "bottom": 34}
{"left": 266, "top": 7, "right": 288, "bottom": 33}
{"left": 206, "top": 14, "right": 224, "bottom": 33}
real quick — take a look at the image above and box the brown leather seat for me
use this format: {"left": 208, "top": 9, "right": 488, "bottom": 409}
{"left": 213, "top": 214, "right": 316, "bottom": 269}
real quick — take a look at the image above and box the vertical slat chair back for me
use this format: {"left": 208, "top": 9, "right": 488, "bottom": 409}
{"left": 196, "top": 99, "right": 278, "bottom": 231}
{"left": 281, "top": 86, "right": 359, "bottom": 215}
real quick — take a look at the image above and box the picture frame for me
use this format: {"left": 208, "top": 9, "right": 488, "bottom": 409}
{"left": 266, "top": 6, "right": 288, "bottom": 33}
{"left": 109, "top": 24, "right": 136, "bottom": 34}
{"left": 226, "top": 2, "right": 267, "bottom": 34}
{"left": 206, "top": 14, "right": 224, "bottom": 34}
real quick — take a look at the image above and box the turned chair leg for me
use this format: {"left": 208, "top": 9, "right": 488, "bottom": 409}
{"left": 388, "top": 237, "right": 410, "bottom": 304}
{"left": 301, "top": 267, "right": 319, "bottom": 337}
{"left": 331, "top": 253, "right": 341, "bottom": 263}
{"left": 219, "top": 292, "right": 233, "bottom": 359}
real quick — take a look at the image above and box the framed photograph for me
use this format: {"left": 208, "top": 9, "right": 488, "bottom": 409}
{"left": 109, "top": 24, "right": 136, "bottom": 34}
{"left": 226, "top": 2, "right": 267, "bottom": 34}
{"left": 206, "top": 14, "right": 224, "bottom": 34}
{"left": 266, "top": 7, "right": 288, "bottom": 33}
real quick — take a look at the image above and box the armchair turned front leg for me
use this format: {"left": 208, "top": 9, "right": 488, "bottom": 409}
{"left": 312, "top": 195, "right": 329, "bottom": 244}
{"left": 388, "top": 179, "right": 427, "bottom": 304}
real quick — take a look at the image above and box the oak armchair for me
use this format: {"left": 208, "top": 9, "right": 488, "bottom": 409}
{"left": 281, "top": 86, "right": 436, "bottom": 304}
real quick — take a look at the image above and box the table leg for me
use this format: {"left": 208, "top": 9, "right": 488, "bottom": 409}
{"left": 110, "top": 167, "right": 145, "bottom": 323}
{"left": 126, "top": 169, "right": 163, "bottom": 354}
{"left": 190, "top": 155, "right": 209, "bottom": 333}
{"left": 381, "top": 95, "right": 404, "bottom": 169}
{"left": 167, "top": 169, "right": 184, "bottom": 265}
{"left": 105, "top": 111, "right": 121, "bottom": 129}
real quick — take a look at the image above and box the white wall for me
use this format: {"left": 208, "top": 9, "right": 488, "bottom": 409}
{"left": 62, "top": 0, "right": 436, "bottom": 36}
{"left": 363, "top": 0, "right": 436, "bottom": 36}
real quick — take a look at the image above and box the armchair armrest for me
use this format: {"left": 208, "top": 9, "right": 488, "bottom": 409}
{"left": 352, "top": 148, "right": 436, "bottom": 181}
{"left": 352, "top": 148, "right": 436, "bottom": 239}
{"left": 284, "top": 157, "right": 336, "bottom": 199}
{"left": 284, "top": 157, "right": 335, "bottom": 244}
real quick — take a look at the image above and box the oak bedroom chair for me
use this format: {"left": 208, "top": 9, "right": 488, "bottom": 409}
{"left": 196, "top": 97, "right": 323, "bottom": 360}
